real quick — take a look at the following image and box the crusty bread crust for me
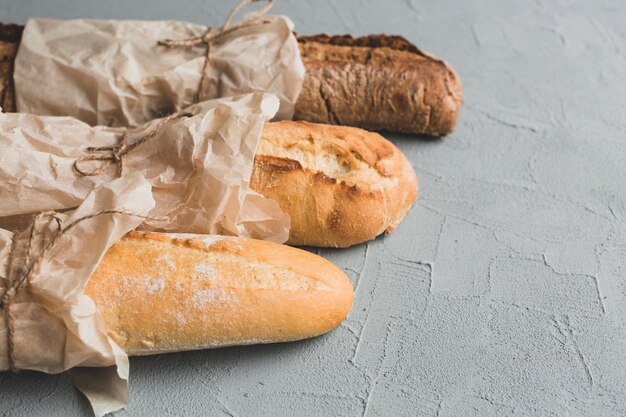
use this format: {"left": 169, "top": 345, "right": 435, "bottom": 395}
{"left": 295, "top": 34, "right": 463, "bottom": 136}
{"left": 85, "top": 231, "right": 354, "bottom": 355}
{"left": 0, "top": 23, "right": 22, "bottom": 112}
{"left": 251, "top": 121, "right": 418, "bottom": 247}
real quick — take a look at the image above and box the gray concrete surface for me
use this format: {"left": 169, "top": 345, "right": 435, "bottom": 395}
{"left": 2, "top": 0, "right": 626, "bottom": 416}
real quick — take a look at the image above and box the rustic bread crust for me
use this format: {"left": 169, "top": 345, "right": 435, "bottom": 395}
{"left": 0, "top": 23, "right": 22, "bottom": 112}
{"left": 251, "top": 121, "right": 418, "bottom": 248}
{"left": 85, "top": 231, "right": 354, "bottom": 355}
{"left": 295, "top": 34, "right": 463, "bottom": 136}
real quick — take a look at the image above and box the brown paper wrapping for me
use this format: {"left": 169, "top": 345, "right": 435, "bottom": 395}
{"left": 13, "top": 15, "right": 304, "bottom": 127}
{"left": 0, "top": 93, "right": 290, "bottom": 242}
{"left": 0, "top": 173, "right": 156, "bottom": 416}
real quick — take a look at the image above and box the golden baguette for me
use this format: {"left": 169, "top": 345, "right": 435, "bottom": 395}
{"left": 252, "top": 121, "right": 418, "bottom": 248}
{"left": 85, "top": 231, "right": 353, "bottom": 355}
{"left": 0, "top": 120, "right": 417, "bottom": 248}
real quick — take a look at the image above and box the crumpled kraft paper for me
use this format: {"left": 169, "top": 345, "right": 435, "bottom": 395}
{"left": 13, "top": 15, "right": 304, "bottom": 127}
{"left": 0, "top": 93, "right": 290, "bottom": 242}
{"left": 0, "top": 173, "right": 155, "bottom": 416}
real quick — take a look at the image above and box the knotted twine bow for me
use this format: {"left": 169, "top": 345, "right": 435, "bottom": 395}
{"left": 0, "top": 209, "right": 158, "bottom": 371}
{"left": 158, "top": 0, "right": 274, "bottom": 103}
{"left": 73, "top": 111, "right": 191, "bottom": 177}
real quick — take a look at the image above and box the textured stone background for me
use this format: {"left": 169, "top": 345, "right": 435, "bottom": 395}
{"left": 2, "top": 0, "right": 626, "bottom": 416}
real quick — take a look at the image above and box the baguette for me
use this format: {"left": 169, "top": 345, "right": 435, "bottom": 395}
{"left": 295, "top": 34, "right": 463, "bottom": 136}
{"left": 0, "top": 121, "right": 418, "bottom": 248}
{"left": 84, "top": 231, "right": 353, "bottom": 356}
{"left": 0, "top": 24, "right": 461, "bottom": 135}
{"left": 251, "top": 121, "right": 418, "bottom": 248}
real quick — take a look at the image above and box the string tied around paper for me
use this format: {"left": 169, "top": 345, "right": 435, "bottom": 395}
{"left": 157, "top": 0, "right": 274, "bottom": 103}
{"left": 0, "top": 209, "right": 165, "bottom": 372}
{"left": 73, "top": 111, "right": 191, "bottom": 177}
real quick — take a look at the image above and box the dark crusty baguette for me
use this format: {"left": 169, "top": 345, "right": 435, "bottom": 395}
{"left": 0, "top": 24, "right": 462, "bottom": 135}
{"left": 295, "top": 34, "right": 463, "bottom": 136}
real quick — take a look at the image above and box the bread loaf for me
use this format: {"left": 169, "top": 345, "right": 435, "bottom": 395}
{"left": 0, "top": 121, "right": 418, "bottom": 248}
{"left": 85, "top": 231, "right": 353, "bottom": 355}
{"left": 295, "top": 34, "right": 463, "bottom": 136}
{"left": 0, "top": 24, "right": 461, "bottom": 135}
{"left": 0, "top": 112, "right": 417, "bottom": 248}
{"left": 251, "top": 121, "right": 418, "bottom": 248}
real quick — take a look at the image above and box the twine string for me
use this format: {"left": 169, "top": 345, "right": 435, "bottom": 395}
{"left": 73, "top": 111, "right": 191, "bottom": 177}
{"left": 157, "top": 0, "right": 274, "bottom": 103}
{"left": 0, "top": 209, "right": 164, "bottom": 371}
{"left": 73, "top": 0, "right": 274, "bottom": 178}
{"left": 0, "top": 209, "right": 161, "bottom": 308}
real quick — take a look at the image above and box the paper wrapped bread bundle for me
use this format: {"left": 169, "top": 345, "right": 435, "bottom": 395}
{"left": 86, "top": 231, "right": 353, "bottom": 355}
{"left": 0, "top": 93, "right": 291, "bottom": 242}
{"left": 0, "top": 105, "right": 417, "bottom": 248}
{"left": 0, "top": 175, "right": 353, "bottom": 416}
{"left": 0, "top": 230, "right": 354, "bottom": 363}
{"left": 9, "top": 16, "right": 304, "bottom": 127}
{"left": 0, "top": 20, "right": 462, "bottom": 135}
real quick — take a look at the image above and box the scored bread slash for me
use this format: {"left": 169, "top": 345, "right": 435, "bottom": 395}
{"left": 252, "top": 121, "right": 419, "bottom": 248}
{"left": 85, "top": 231, "right": 355, "bottom": 355}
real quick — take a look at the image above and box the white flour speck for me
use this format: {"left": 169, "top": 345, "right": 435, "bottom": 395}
{"left": 194, "top": 263, "right": 217, "bottom": 280}
{"left": 200, "top": 235, "right": 227, "bottom": 246}
{"left": 144, "top": 276, "right": 166, "bottom": 294}
{"left": 175, "top": 312, "right": 187, "bottom": 326}
{"left": 155, "top": 253, "right": 176, "bottom": 271}
{"left": 192, "top": 288, "right": 238, "bottom": 308}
